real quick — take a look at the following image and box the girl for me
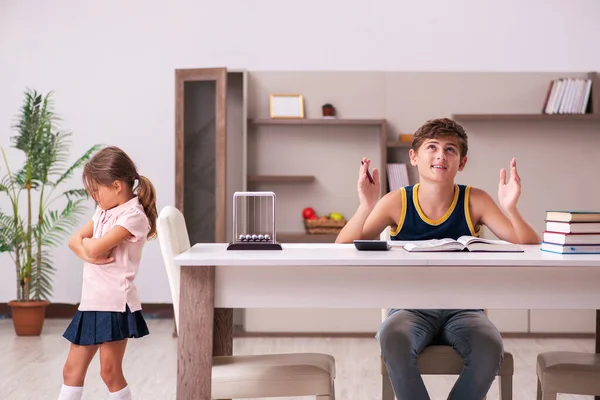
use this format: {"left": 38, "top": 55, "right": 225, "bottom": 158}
{"left": 58, "top": 146, "right": 158, "bottom": 400}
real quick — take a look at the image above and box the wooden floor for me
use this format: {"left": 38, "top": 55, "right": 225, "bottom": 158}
{"left": 0, "top": 319, "right": 594, "bottom": 400}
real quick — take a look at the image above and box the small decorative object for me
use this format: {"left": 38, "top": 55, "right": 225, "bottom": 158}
{"left": 399, "top": 134, "right": 413, "bottom": 143}
{"left": 228, "top": 191, "right": 282, "bottom": 250}
{"left": 269, "top": 94, "right": 304, "bottom": 119}
{"left": 301, "top": 208, "right": 347, "bottom": 234}
{"left": 322, "top": 103, "right": 336, "bottom": 118}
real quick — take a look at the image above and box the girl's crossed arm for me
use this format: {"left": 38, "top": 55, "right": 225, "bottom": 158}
{"left": 81, "top": 226, "right": 133, "bottom": 259}
{"left": 68, "top": 220, "right": 115, "bottom": 264}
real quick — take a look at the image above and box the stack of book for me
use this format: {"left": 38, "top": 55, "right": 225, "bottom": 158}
{"left": 386, "top": 163, "right": 409, "bottom": 191}
{"left": 541, "top": 211, "right": 600, "bottom": 254}
{"left": 542, "top": 78, "right": 592, "bottom": 115}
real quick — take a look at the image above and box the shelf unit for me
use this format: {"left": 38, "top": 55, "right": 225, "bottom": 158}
{"left": 386, "top": 141, "right": 412, "bottom": 148}
{"left": 453, "top": 71, "right": 600, "bottom": 122}
{"left": 247, "top": 175, "right": 315, "bottom": 184}
{"left": 249, "top": 118, "right": 386, "bottom": 126}
{"left": 277, "top": 232, "right": 338, "bottom": 243}
{"left": 248, "top": 117, "right": 389, "bottom": 196}
{"left": 453, "top": 113, "right": 600, "bottom": 122}
{"left": 247, "top": 118, "right": 388, "bottom": 243}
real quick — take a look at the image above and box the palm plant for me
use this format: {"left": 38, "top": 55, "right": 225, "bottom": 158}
{"left": 0, "top": 89, "right": 99, "bottom": 315}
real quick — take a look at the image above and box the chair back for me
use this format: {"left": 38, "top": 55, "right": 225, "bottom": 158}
{"left": 156, "top": 205, "right": 191, "bottom": 333}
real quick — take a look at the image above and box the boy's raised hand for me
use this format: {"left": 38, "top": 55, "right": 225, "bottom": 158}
{"left": 358, "top": 157, "right": 380, "bottom": 208}
{"left": 498, "top": 158, "right": 521, "bottom": 213}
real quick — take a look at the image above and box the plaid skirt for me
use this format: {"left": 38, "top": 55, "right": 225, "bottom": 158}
{"left": 63, "top": 305, "right": 149, "bottom": 346}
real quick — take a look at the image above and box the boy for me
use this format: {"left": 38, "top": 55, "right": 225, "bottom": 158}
{"left": 335, "top": 118, "right": 540, "bottom": 400}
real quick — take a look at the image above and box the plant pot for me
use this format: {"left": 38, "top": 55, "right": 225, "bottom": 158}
{"left": 8, "top": 300, "right": 49, "bottom": 336}
{"left": 322, "top": 106, "right": 335, "bottom": 117}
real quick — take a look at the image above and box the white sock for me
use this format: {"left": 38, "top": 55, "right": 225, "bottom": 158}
{"left": 58, "top": 384, "right": 83, "bottom": 400}
{"left": 109, "top": 385, "right": 132, "bottom": 399}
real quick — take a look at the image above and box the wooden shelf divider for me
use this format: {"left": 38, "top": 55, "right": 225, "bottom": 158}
{"left": 453, "top": 71, "right": 600, "bottom": 123}
{"left": 247, "top": 175, "right": 315, "bottom": 184}
{"left": 249, "top": 118, "right": 386, "bottom": 126}
{"left": 276, "top": 233, "right": 338, "bottom": 243}
{"left": 386, "top": 141, "right": 412, "bottom": 148}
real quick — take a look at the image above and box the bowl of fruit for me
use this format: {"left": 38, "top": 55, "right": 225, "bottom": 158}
{"left": 302, "top": 207, "right": 346, "bottom": 234}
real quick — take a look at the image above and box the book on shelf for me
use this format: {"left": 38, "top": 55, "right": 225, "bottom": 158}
{"left": 386, "top": 163, "right": 409, "bottom": 191}
{"left": 542, "top": 78, "right": 592, "bottom": 115}
{"left": 540, "top": 242, "right": 600, "bottom": 254}
{"left": 401, "top": 236, "right": 523, "bottom": 253}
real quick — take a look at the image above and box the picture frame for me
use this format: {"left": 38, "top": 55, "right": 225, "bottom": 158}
{"left": 269, "top": 94, "right": 304, "bottom": 119}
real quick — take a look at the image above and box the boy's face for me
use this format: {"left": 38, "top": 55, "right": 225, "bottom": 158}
{"left": 409, "top": 137, "right": 467, "bottom": 183}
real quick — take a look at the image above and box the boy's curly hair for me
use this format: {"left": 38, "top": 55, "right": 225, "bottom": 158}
{"left": 412, "top": 118, "right": 468, "bottom": 158}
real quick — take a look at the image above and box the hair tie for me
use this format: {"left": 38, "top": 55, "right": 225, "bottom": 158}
{"left": 135, "top": 173, "right": 140, "bottom": 180}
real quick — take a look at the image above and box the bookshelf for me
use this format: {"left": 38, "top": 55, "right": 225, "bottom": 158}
{"left": 247, "top": 117, "right": 388, "bottom": 243}
{"left": 248, "top": 175, "right": 315, "bottom": 184}
{"left": 249, "top": 118, "right": 386, "bottom": 126}
{"left": 453, "top": 72, "right": 600, "bottom": 123}
{"left": 453, "top": 113, "right": 600, "bottom": 122}
{"left": 386, "top": 141, "right": 411, "bottom": 148}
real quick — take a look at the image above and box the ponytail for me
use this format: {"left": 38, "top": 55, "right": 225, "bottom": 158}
{"left": 136, "top": 175, "right": 158, "bottom": 239}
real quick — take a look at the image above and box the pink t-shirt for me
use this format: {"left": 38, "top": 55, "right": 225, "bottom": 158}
{"left": 78, "top": 196, "right": 150, "bottom": 312}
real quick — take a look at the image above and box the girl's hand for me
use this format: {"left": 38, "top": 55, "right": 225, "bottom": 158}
{"left": 358, "top": 157, "right": 380, "bottom": 209}
{"left": 87, "top": 254, "right": 115, "bottom": 265}
{"left": 82, "top": 238, "right": 114, "bottom": 264}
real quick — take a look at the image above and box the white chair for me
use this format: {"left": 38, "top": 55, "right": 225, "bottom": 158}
{"left": 379, "top": 228, "right": 513, "bottom": 400}
{"left": 157, "top": 205, "right": 336, "bottom": 399}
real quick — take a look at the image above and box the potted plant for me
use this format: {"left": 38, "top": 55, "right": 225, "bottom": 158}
{"left": 322, "top": 103, "right": 336, "bottom": 117}
{"left": 0, "top": 89, "right": 99, "bottom": 336}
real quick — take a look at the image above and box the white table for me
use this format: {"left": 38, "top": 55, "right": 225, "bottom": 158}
{"left": 174, "top": 243, "right": 600, "bottom": 400}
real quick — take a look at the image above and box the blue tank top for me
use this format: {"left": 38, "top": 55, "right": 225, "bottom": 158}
{"left": 390, "top": 183, "right": 479, "bottom": 241}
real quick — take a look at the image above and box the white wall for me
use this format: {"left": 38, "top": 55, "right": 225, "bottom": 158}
{"left": 1, "top": 0, "right": 599, "bottom": 304}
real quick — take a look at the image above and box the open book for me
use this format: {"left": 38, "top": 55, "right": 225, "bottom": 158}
{"left": 402, "top": 236, "right": 523, "bottom": 252}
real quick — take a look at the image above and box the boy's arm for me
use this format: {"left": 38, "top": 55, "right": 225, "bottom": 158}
{"left": 471, "top": 188, "right": 540, "bottom": 244}
{"left": 68, "top": 221, "right": 114, "bottom": 264}
{"left": 335, "top": 192, "right": 398, "bottom": 243}
{"left": 82, "top": 226, "right": 133, "bottom": 258}
{"left": 336, "top": 157, "right": 399, "bottom": 243}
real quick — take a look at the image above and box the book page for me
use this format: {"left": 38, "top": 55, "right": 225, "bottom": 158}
{"left": 457, "top": 236, "right": 513, "bottom": 246}
{"left": 403, "top": 238, "right": 464, "bottom": 252}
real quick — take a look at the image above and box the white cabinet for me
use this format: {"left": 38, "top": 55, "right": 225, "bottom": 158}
{"left": 529, "top": 310, "right": 596, "bottom": 334}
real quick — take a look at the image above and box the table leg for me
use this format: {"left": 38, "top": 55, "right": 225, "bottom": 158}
{"left": 596, "top": 310, "right": 599, "bottom": 400}
{"left": 213, "top": 308, "right": 233, "bottom": 357}
{"left": 177, "top": 265, "right": 215, "bottom": 400}
{"left": 596, "top": 310, "right": 600, "bottom": 353}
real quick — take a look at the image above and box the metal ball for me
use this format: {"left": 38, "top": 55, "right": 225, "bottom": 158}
{"left": 264, "top": 234, "right": 271, "bottom": 241}
{"left": 258, "top": 234, "right": 264, "bottom": 241}
{"left": 239, "top": 234, "right": 245, "bottom": 242}
{"left": 251, "top": 234, "right": 258, "bottom": 241}
{"left": 245, "top": 234, "right": 252, "bottom": 241}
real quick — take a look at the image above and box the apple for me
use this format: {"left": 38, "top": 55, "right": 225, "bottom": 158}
{"left": 329, "top": 212, "right": 344, "bottom": 221}
{"left": 302, "top": 207, "right": 316, "bottom": 219}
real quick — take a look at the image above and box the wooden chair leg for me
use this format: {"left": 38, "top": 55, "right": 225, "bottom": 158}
{"left": 499, "top": 374, "right": 513, "bottom": 400}
{"left": 316, "top": 382, "right": 335, "bottom": 400}
{"left": 382, "top": 373, "right": 395, "bottom": 400}
{"left": 537, "top": 378, "right": 556, "bottom": 400}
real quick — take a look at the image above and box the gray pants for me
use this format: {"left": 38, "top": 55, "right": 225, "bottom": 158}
{"left": 376, "top": 309, "right": 503, "bottom": 400}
